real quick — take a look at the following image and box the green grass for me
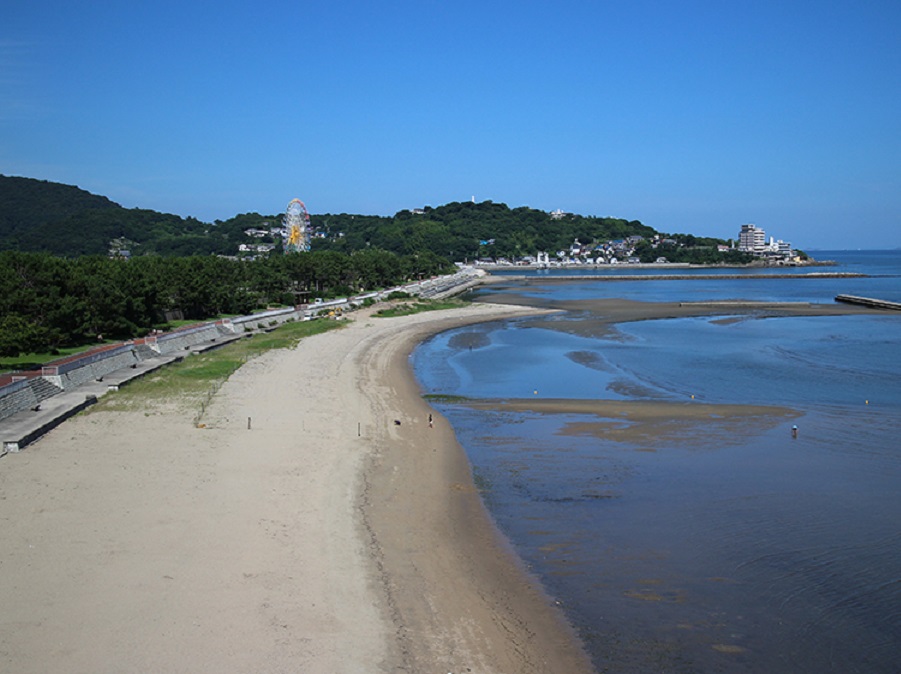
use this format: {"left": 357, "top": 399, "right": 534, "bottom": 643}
{"left": 373, "top": 298, "right": 468, "bottom": 318}
{"left": 0, "top": 344, "right": 111, "bottom": 373}
{"left": 98, "top": 318, "right": 344, "bottom": 413}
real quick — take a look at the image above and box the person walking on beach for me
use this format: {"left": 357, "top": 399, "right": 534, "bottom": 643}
{"left": 428, "top": 413, "right": 433, "bottom": 428}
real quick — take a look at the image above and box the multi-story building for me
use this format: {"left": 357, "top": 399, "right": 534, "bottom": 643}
{"left": 738, "top": 224, "right": 767, "bottom": 253}
{"left": 774, "top": 239, "right": 793, "bottom": 256}
{"left": 737, "top": 224, "right": 795, "bottom": 259}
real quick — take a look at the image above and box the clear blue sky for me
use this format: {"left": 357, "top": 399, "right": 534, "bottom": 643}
{"left": 2, "top": 0, "right": 899, "bottom": 249}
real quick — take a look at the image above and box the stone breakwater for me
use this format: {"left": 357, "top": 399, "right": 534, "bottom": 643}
{"left": 484, "top": 272, "right": 866, "bottom": 282}
{"left": 835, "top": 294, "right": 901, "bottom": 310}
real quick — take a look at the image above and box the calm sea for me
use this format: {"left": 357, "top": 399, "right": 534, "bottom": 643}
{"left": 413, "top": 250, "right": 901, "bottom": 673}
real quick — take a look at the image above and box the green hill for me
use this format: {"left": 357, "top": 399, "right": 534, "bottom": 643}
{"left": 1, "top": 175, "right": 742, "bottom": 263}
{"left": 311, "top": 201, "right": 659, "bottom": 261}
{"left": 0, "top": 175, "right": 241, "bottom": 256}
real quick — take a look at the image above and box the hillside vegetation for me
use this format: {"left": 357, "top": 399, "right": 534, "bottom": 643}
{"left": 2, "top": 175, "right": 736, "bottom": 262}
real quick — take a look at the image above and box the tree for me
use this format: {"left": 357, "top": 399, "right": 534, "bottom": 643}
{"left": 0, "top": 314, "right": 57, "bottom": 357}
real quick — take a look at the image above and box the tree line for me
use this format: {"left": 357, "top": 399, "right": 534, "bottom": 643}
{"left": 0, "top": 249, "right": 451, "bottom": 358}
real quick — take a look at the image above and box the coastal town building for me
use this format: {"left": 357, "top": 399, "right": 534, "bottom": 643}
{"left": 738, "top": 224, "right": 795, "bottom": 260}
{"left": 738, "top": 224, "right": 767, "bottom": 253}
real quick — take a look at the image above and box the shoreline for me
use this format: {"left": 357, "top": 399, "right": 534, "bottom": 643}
{"left": 3, "top": 295, "right": 888, "bottom": 672}
{"left": 0, "top": 302, "right": 593, "bottom": 673}
{"left": 354, "top": 305, "right": 593, "bottom": 673}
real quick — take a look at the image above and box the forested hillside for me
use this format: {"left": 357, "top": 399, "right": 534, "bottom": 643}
{"left": 2, "top": 175, "right": 741, "bottom": 265}
{"left": 2, "top": 176, "right": 674, "bottom": 260}
{"left": 311, "top": 201, "right": 658, "bottom": 261}
{"left": 0, "top": 176, "right": 249, "bottom": 256}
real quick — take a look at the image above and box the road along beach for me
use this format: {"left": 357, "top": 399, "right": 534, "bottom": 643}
{"left": 0, "top": 303, "right": 592, "bottom": 674}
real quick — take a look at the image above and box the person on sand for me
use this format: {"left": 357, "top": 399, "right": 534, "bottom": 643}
{"left": 428, "top": 413, "right": 433, "bottom": 428}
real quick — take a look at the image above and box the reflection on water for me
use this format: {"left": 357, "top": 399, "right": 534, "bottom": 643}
{"left": 413, "top": 255, "right": 901, "bottom": 672}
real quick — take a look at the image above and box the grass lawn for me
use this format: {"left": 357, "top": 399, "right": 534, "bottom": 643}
{"left": 373, "top": 298, "right": 469, "bottom": 318}
{"left": 0, "top": 344, "right": 111, "bottom": 373}
{"left": 97, "top": 318, "right": 344, "bottom": 415}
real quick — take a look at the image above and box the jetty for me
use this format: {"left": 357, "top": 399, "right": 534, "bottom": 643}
{"left": 835, "top": 294, "right": 901, "bottom": 311}
{"left": 485, "top": 272, "right": 866, "bottom": 282}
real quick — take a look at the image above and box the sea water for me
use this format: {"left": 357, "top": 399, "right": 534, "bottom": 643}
{"left": 412, "top": 250, "right": 901, "bottom": 673}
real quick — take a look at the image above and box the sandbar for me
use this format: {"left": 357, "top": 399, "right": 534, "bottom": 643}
{"left": 472, "top": 295, "right": 890, "bottom": 339}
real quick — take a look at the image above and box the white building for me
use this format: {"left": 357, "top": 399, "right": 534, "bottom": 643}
{"left": 738, "top": 224, "right": 767, "bottom": 253}
{"left": 738, "top": 224, "right": 794, "bottom": 258}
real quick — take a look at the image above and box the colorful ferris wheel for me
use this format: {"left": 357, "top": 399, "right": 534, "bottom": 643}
{"left": 284, "top": 198, "right": 311, "bottom": 253}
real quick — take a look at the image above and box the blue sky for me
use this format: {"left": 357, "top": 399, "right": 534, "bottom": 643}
{"left": 2, "top": 1, "right": 899, "bottom": 249}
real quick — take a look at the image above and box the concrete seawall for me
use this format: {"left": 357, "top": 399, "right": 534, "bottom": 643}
{"left": 0, "top": 266, "right": 484, "bottom": 456}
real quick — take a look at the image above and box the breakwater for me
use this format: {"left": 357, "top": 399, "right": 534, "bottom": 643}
{"left": 835, "top": 294, "right": 901, "bottom": 310}
{"left": 486, "top": 272, "right": 866, "bottom": 282}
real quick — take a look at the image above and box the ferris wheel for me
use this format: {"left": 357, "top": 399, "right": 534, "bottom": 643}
{"left": 284, "top": 198, "right": 311, "bottom": 253}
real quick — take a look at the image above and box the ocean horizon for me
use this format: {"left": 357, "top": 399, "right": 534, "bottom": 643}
{"left": 414, "top": 249, "right": 901, "bottom": 673}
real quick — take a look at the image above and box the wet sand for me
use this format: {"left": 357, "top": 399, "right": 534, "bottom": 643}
{"left": 460, "top": 398, "right": 801, "bottom": 452}
{"left": 474, "top": 294, "right": 890, "bottom": 339}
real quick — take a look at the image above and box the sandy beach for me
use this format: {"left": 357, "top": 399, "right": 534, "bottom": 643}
{"left": 2, "top": 291, "right": 889, "bottom": 673}
{"left": 0, "top": 303, "right": 593, "bottom": 674}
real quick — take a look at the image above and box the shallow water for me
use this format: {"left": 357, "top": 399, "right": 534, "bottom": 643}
{"left": 485, "top": 249, "right": 901, "bottom": 304}
{"left": 413, "top": 250, "right": 901, "bottom": 672}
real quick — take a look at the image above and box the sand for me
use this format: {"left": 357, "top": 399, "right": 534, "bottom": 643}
{"left": 472, "top": 295, "right": 890, "bottom": 340}
{"left": 461, "top": 398, "right": 801, "bottom": 453}
{"left": 0, "top": 303, "right": 593, "bottom": 674}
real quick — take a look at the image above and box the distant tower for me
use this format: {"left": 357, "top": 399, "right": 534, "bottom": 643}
{"left": 284, "top": 198, "right": 311, "bottom": 253}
